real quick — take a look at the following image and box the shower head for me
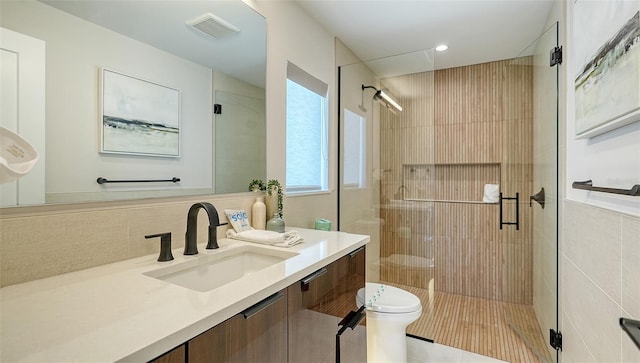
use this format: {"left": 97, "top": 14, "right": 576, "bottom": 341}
{"left": 361, "top": 84, "right": 402, "bottom": 113}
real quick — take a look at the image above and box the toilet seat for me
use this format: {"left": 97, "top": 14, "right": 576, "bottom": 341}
{"left": 357, "top": 282, "right": 421, "bottom": 314}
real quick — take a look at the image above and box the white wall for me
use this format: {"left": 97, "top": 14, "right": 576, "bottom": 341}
{"left": 565, "top": 0, "right": 640, "bottom": 217}
{"left": 1, "top": 1, "right": 213, "bottom": 203}
{"left": 250, "top": 0, "right": 338, "bottom": 229}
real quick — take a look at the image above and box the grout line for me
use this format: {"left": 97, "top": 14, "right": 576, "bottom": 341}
{"left": 562, "top": 310, "right": 598, "bottom": 362}
{"left": 561, "top": 254, "right": 623, "bottom": 310}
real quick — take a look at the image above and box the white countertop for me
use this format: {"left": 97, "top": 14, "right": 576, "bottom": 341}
{"left": 0, "top": 228, "right": 369, "bottom": 362}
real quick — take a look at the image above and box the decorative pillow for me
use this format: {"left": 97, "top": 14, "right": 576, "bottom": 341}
{"left": 224, "top": 209, "right": 253, "bottom": 233}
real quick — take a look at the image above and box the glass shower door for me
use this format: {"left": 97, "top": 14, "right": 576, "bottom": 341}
{"left": 338, "top": 49, "right": 436, "bottom": 292}
{"left": 504, "top": 21, "right": 560, "bottom": 363}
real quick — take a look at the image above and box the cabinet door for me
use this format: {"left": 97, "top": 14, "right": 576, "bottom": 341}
{"left": 148, "top": 344, "right": 186, "bottom": 363}
{"left": 288, "top": 247, "right": 366, "bottom": 363}
{"left": 336, "top": 246, "right": 367, "bottom": 363}
{"left": 188, "top": 289, "right": 287, "bottom": 363}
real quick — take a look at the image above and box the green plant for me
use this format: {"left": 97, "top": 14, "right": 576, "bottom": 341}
{"left": 248, "top": 179, "right": 265, "bottom": 192}
{"left": 267, "top": 179, "right": 283, "bottom": 217}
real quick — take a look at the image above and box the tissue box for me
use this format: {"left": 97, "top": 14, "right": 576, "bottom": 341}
{"left": 314, "top": 219, "right": 332, "bottom": 231}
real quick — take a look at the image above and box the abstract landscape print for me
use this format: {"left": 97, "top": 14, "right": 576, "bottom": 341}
{"left": 574, "top": 1, "right": 640, "bottom": 138}
{"left": 100, "top": 68, "right": 181, "bottom": 157}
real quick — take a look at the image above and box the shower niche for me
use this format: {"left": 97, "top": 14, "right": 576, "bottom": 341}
{"left": 400, "top": 163, "right": 501, "bottom": 203}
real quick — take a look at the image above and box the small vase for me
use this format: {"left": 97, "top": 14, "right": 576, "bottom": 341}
{"left": 265, "top": 187, "right": 278, "bottom": 217}
{"left": 266, "top": 212, "right": 285, "bottom": 233}
{"left": 252, "top": 197, "right": 266, "bottom": 230}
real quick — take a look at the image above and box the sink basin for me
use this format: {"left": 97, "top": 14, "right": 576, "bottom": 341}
{"left": 143, "top": 245, "right": 298, "bottom": 292}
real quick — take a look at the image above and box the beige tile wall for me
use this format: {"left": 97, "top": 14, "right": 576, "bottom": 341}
{"left": 0, "top": 194, "right": 259, "bottom": 287}
{"left": 561, "top": 200, "right": 640, "bottom": 362}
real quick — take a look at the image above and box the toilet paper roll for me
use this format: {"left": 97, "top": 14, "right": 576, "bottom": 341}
{"left": 483, "top": 184, "right": 500, "bottom": 203}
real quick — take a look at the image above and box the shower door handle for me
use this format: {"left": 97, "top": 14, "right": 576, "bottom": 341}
{"left": 499, "top": 192, "right": 519, "bottom": 230}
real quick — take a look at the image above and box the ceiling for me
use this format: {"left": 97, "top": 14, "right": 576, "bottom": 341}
{"left": 41, "top": 0, "right": 266, "bottom": 87}
{"left": 295, "top": 0, "right": 556, "bottom": 71}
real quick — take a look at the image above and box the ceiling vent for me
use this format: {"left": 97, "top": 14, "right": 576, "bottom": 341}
{"left": 186, "top": 13, "right": 240, "bottom": 39}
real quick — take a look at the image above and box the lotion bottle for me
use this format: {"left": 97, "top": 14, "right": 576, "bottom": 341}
{"left": 252, "top": 197, "right": 266, "bottom": 230}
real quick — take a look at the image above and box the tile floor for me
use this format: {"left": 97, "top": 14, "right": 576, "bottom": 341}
{"left": 407, "top": 336, "right": 508, "bottom": 363}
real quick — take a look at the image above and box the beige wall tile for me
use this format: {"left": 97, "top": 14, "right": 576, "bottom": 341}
{"left": 621, "top": 214, "right": 640, "bottom": 318}
{"left": 562, "top": 257, "right": 622, "bottom": 362}
{"left": 564, "top": 201, "right": 622, "bottom": 303}
{"left": 560, "top": 311, "right": 597, "bottom": 363}
{"left": 1, "top": 210, "right": 128, "bottom": 286}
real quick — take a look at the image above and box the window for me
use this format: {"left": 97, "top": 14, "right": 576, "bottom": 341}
{"left": 343, "top": 109, "right": 366, "bottom": 188}
{"left": 286, "top": 62, "right": 328, "bottom": 193}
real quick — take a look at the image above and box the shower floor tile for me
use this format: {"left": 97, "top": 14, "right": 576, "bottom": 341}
{"left": 387, "top": 282, "right": 552, "bottom": 363}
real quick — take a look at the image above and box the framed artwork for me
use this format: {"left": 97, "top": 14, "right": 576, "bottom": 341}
{"left": 100, "top": 68, "right": 181, "bottom": 157}
{"left": 574, "top": 1, "right": 640, "bottom": 139}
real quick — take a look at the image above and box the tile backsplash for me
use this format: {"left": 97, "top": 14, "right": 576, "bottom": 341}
{"left": 0, "top": 194, "right": 257, "bottom": 287}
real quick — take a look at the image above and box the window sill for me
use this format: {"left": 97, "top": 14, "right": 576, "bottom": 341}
{"left": 286, "top": 189, "right": 333, "bottom": 198}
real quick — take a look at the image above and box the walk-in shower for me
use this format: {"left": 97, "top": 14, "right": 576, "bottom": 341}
{"left": 338, "top": 23, "right": 560, "bottom": 363}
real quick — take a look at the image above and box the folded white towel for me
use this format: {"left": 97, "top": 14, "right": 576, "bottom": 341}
{"left": 226, "top": 229, "right": 304, "bottom": 247}
{"left": 483, "top": 184, "right": 500, "bottom": 203}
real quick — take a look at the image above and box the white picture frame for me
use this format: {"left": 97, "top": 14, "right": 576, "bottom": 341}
{"left": 574, "top": 1, "right": 640, "bottom": 139}
{"left": 100, "top": 68, "right": 181, "bottom": 157}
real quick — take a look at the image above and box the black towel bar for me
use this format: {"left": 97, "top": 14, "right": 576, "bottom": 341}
{"left": 572, "top": 180, "right": 640, "bottom": 196}
{"left": 97, "top": 177, "right": 180, "bottom": 184}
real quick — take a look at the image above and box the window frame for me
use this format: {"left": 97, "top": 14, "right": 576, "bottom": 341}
{"left": 285, "top": 62, "right": 329, "bottom": 195}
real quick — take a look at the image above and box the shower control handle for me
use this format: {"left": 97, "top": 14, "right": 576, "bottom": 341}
{"left": 530, "top": 187, "right": 545, "bottom": 209}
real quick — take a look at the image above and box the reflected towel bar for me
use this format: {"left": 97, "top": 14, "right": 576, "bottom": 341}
{"left": 97, "top": 177, "right": 180, "bottom": 184}
{"left": 572, "top": 180, "right": 640, "bottom": 196}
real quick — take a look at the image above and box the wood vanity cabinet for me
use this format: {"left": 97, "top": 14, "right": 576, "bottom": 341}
{"left": 188, "top": 289, "right": 288, "bottom": 363}
{"left": 149, "top": 344, "right": 186, "bottom": 363}
{"left": 150, "top": 246, "right": 366, "bottom": 363}
{"left": 288, "top": 246, "right": 366, "bottom": 362}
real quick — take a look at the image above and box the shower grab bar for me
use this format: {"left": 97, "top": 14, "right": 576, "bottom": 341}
{"left": 499, "top": 192, "right": 519, "bottom": 230}
{"left": 572, "top": 180, "right": 640, "bottom": 196}
{"left": 620, "top": 317, "right": 640, "bottom": 350}
{"left": 97, "top": 177, "right": 180, "bottom": 184}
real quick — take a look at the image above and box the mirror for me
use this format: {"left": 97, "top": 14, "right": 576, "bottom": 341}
{"left": 0, "top": 0, "right": 266, "bottom": 207}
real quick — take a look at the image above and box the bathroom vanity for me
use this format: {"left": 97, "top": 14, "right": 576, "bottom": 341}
{"left": 0, "top": 228, "right": 368, "bottom": 362}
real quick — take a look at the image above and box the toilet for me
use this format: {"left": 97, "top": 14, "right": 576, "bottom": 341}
{"left": 356, "top": 282, "right": 422, "bottom": 363}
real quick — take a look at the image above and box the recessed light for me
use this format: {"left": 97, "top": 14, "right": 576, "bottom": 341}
{"left": 435, "top": 44, "right": 448, "bottom": 52}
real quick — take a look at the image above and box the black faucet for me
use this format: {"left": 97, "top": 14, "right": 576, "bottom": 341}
{"left": 184, "top": 202, "right": 226, "bottom": 255}
{"left": 145, "top": 232, "right": 174, "bottom": 262}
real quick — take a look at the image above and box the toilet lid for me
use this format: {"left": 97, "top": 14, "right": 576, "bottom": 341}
{"left": 356, "top": 282, "right": 421, "bottom": 314}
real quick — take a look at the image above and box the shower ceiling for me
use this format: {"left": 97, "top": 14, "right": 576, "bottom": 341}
{"left": 295, "top": 0, "right": 555, "bottom": 70}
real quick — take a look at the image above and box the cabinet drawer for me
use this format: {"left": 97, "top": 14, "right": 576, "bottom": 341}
{"left": 188, "top": 289, "right": 288, "bottom": 363}
{"left": 148, "top": 344, "right": 186, "bottom": 363}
